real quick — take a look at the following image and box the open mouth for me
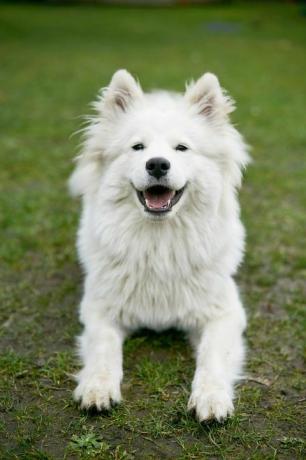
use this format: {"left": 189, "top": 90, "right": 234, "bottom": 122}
{"left": 137, "top": 185, "right": 185, "bottom": 214}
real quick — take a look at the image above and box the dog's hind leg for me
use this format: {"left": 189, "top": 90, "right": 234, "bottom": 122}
{"left": 188, "top": 280, "right": 246, "bottom": 422}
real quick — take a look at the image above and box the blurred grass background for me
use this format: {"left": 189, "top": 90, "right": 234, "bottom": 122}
{"left": 0, "top": 2, "right": 305, "bottom": 459}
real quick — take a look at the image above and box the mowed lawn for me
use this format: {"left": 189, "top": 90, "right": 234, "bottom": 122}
{"left": 0, "top": 2, "right": 305, "bottom": 459}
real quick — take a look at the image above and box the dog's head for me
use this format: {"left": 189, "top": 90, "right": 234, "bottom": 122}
{"left": 70, "top": 70, "right": 249, "bottom": 222}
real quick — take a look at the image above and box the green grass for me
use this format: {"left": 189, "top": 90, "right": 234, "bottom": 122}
{"left": 0, "top": 1, "right": 305, "bottom": 458}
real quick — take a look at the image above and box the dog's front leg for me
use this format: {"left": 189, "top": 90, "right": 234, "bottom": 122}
{"left": 74, "top": 304, "right": 125, "bottom": 411}
{"left": 188, "top": 301, "right": 246, "bottom": 422}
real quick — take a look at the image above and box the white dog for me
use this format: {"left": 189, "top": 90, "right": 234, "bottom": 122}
{"left": 69, "top": 70, "right": 249, "bottom": 422}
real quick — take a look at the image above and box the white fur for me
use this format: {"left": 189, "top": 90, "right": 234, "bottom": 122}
{"left": 70, "top": 70, "right": 250, "bottom": 421}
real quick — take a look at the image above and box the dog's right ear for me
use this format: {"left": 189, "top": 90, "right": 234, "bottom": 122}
{"left": 69, "top": 71, "right": 142, "bottom": 197}
{"left": 98, "top": 69, "right": 143, "bottom": 117}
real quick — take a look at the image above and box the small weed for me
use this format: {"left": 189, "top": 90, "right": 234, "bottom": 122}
{"left": 68, "top": 432, "right": 110, "bottom": 457}
{"left": 280, "top": 436, "right": 305, "bottom": 449}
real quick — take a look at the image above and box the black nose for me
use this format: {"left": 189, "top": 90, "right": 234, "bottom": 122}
{"left": 145, "top": 157, "right": 170, "bottom": 179}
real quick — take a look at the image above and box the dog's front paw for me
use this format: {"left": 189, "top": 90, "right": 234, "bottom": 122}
{"left": 74, "top": 371, "right": 121, "bottom": 411}
{"left": 188, "top": 386, "right": 234, "bottom": 422}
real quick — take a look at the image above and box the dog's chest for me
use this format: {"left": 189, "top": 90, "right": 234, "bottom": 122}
{"left": 102, "top": 230, "right": 214, "bottom": 330}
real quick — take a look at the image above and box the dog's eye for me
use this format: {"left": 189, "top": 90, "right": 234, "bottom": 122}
{"left": 175, "top": 144, "right": 188, "bottom": 152}
{"left": 132, "top": 143, "right": 145, "bottom": 151}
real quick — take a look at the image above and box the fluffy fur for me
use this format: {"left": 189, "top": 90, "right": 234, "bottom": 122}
{"left": 70, "top": 70, "right": 250, "bottom": 421}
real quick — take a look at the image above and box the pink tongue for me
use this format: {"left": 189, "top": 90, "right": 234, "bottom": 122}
{"left": 144, "top": 190, "right": 175, "bottom": 209}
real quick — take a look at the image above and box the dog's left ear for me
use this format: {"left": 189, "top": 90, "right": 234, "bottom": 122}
{"left": 101, "top": 69, "right": 143, "bottom": 116}
{"left": 184, "top": 73, "right": 234, "bottom": 120}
